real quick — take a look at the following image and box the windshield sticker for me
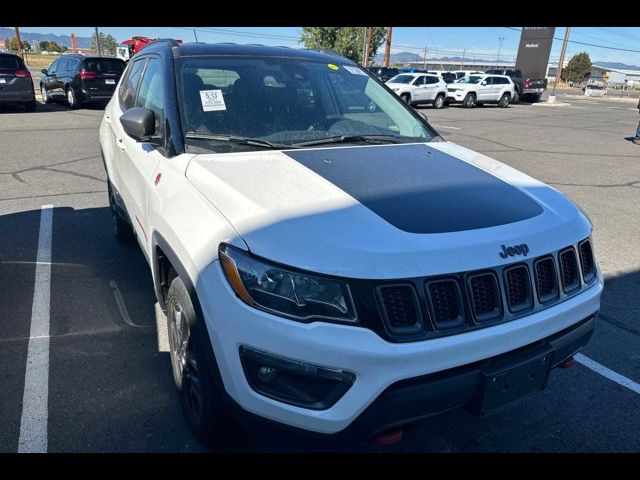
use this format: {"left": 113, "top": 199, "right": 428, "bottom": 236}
{"left": 200, "top": 89, "right": 226, "bottom": 112}
{"left": 327, "top": 63, "right": 339, "bottom": 71}
{"left": 343, "top": 65, "right": 367, "bottom": 76}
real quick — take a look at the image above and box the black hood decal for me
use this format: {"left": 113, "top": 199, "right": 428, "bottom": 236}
{"left": 284, "top": 144, "right": 543, "bottom": 234}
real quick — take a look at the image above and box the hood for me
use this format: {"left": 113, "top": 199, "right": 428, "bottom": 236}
{"left": 186, "top": 142, "right": 590, "bottom": 279}
{"left": 448, "top": 83, "right": 477, "bottom": 90}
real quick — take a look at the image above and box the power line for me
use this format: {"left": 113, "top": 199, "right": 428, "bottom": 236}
{"left": 506, "top": 27, "right": 640, "bottom": 53}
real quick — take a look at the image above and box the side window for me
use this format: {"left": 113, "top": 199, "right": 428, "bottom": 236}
{"left": 118, "top": 59, "right": 146, "bottom": 111}
{"left": 48, "top": 59, "right": 59, "bottom": 75}
{"left": 135, "top": 58, "right": 164, "bottom": 136}
{"left": 68, "top": 58, "right": 80, "bottom": 72}
{"left": 413, "top": 76, "right": 424, "bottom": 86}
{"left": 58, "top": 59, "right": 69, "bottom": 72}
{"left": 427, "top": 76, "right": 438, "bottom": 84}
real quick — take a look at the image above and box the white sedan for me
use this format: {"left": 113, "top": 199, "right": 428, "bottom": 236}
{"left": 386, "top": 73, "right": 448, "bottom": 108}
{"left": 446, "top": 74, "right": 516, "bottom": 108}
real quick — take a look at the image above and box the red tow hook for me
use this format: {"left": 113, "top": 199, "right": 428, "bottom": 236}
{"left": 374, "top": 428, "right": 404, "bottom": 446}
{"left": 559, "top": 356, "right": 576, "bottom": 369}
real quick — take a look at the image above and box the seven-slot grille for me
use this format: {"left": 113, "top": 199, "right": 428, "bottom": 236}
{"left": 468, "top": 273, "right": 501, "bottom": 321}
{"left": 504, "top": 265, "right": 533, "bottom": 312}
{"left": 579, "top": 240, "right": 595, "bottom": 283}
{"left": 378, "top": 285, "right": 421, "bottom": 331}
{"left": 426, "top": 279, "right": 464, "bottom": 327}
{"left": 376, "top": 237, "right": 596, "bottom": 338}
{"left": 559, "top": 247, "right": 580, "bottom": 293}
{"left": 535, "top": 257, "right": 559, "bottom": 303}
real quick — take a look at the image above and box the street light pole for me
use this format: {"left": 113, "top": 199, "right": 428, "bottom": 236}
{"left": 497, "top": 37, "right": 505, "bottom": 63}
{"left": 94, "top": 27, "right": 102, "bottom": 56}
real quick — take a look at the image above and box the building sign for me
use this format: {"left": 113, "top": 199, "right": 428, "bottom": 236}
{"left": 515, "top": 27, "right": 556, "bottom": 79}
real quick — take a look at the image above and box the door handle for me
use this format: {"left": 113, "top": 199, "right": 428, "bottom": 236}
{"left": 104, "top": 114, "right": 112, "bottom": 124}
{"left": 116, "top": 137, "right": 126, "bottom": 150}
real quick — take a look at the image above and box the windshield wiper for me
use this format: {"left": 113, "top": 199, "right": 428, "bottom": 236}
{"left": 290, "top": 134, "right": 408, "bottom": 148}
{"left": 185, "top": 132, "right": 290, "bottom": 150}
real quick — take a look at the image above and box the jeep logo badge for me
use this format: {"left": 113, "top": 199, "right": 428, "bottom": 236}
{"left": 499, "top": 243, "right": 530, "bottom": 258}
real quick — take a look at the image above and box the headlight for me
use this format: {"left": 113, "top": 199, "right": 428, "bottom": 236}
{"left": 219, "top": 244, "right": 357, "bottom": 323}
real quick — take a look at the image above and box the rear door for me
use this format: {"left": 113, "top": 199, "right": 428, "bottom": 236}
{"left": 80, "top": 57, "right": 126, "bottom": 98}
{"left": 0, "top": 54, "right": 32, "bottom": 99}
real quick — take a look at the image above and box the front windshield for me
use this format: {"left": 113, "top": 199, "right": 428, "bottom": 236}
{"left": 178, "top": 57, "right": 434, "bottom": 152}
{"left": 456, "top": 75, "right": 483, "bottom": 84}
{"left": 386, "top": 74, "right": 415, "bottom": 84}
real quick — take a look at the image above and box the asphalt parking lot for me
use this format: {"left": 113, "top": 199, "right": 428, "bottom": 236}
{"left": 1, "top": 93, "right": 639, "bottom": 452}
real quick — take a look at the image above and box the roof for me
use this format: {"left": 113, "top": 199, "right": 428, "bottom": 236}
{"left": 593, "top": 65, "right": 640, "bottom": 76}
{"left": 171, "top": 42, "right": 353, "bottom": 64}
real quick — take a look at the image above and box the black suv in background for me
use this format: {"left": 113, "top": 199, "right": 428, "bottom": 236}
{"left": 485, "top": 68, "right": 548, "bottom": 103}
{"left": 40, "top": 55, "right": 126, "bottom": 109}
{"left": 0, "top": 52, "right": 36, "bottom": 111}
{"left": 367, "top": 66, "right": 400, "bottom": 82}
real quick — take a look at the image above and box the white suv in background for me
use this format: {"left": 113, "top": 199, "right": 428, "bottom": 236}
{"left": 386, "top": 73, "right": 448, "bottom": 108}
{"left": 446, "top": 74, "right": 516, "bottom": 108}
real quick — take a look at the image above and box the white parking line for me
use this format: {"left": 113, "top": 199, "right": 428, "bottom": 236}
{"left": 432, "top": 124, "right": 462, "bottom": 130}
{"left": 575, "top": 353, "right": 640, "bottom": 395}
{"left": 18, "top": 205, "right": 53, "bottom": 453}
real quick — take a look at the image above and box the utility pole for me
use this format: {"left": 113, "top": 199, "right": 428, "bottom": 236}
{"left": 361, "top": 27, "right": 367, "bottom": 66}
{"left": 364, "top": 27, "right": 373, "bottom": 67}
{"left": 551, "top": 27, "right": 571, "bottom": 98}
{"left": 383, "top": 26, "right": 392, "bottom": 67}
{"left": 193, "top": 29, "right": 199, "bottom": 42}
{"left": 497, "top": 37, "right": 505, "bottom": 63}
{"left": 461, "top": 49, "right": 466, "bottom": 68}
{"left": 14, "top": 27, "right": 24, "bottom": 62}
{"left": 94, "top": 27, "right": 102, "bottom": 56}
{"left": 423, "top": 46, "right": 427, "bottom": 69}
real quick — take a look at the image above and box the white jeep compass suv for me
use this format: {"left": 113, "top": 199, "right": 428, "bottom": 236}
{"left": 99, "top": 41, "right": 602, "bottom": 445}
{"left": 385, "top": 73, "right": 448, "bottom": 108}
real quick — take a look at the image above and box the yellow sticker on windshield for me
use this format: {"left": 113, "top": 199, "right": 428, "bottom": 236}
{"left": 327, "top": 63, "right": 339, "bottom": 71}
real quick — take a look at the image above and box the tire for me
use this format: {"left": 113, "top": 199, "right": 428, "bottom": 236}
{"left": 531, "top": 93, "right": 541, "bottom": 103}
{"left": 400, "top": 93, "right": 411, "bottom": 104}
{"left": 40, "top": 85, "right": 51, "bottom": 104}
{"left": 462, "top": 92, "right": 476, "bottom": 108}
{"left": 108, "top": 182, "right": 135, "bottom": 245}
{"left": 66, "top": 86, "right": 80, "bottom": 109}
{"left": 24, "top": 99, "right": 37, "bottom": 112}
{"left": 166, "top": 276, "right": 227, "bottom": 447}
{"left": 433, "top": 94, "right": 445, "bottom": 109}
{"left": 498, "top": 93, "right": 511, "bottom": 108}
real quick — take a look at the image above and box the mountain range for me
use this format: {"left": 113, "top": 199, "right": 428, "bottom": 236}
{"left": 0, "top": 27, "right": 92, "bottom": 48}
{"left": 373, "top": 50, "right": 640, "bottom": 70}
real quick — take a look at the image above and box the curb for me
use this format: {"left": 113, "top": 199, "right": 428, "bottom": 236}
{"left": 562, "top": 94, "right": 639, "bottom": 103}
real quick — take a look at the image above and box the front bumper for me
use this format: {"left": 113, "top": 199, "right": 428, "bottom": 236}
{"left": 446, "top": 90, "right": 467, "bottom": 103}
{"left": 197, "top": 260, "right": 603, "bottom": 435}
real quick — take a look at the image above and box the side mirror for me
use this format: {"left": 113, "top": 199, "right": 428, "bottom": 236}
{"left": 41, "top": 69, "right": 48, "bottom": 75}
{"left": 120, "top": 107, "right": 157, "bottom": 142}
{"left": 481, "top": 80, "right": 488, "bottom": 86}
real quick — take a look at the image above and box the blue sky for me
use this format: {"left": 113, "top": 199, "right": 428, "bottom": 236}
{"left": 14, "top": 26, "right": 640, "bottom": 66}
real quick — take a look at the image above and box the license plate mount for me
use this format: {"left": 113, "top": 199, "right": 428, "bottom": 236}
{"left": 474, "top": 346, "right": 553, "bottom": 416}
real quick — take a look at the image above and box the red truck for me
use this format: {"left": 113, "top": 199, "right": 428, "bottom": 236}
{"left": 117, "top": 36, "right": 183, "bottom": 61}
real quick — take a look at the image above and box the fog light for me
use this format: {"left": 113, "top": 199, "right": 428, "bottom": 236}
{"left": 240, "top": 346, "right": 355, "bottom": 410}
{"left": 257, "top": 365, "right": 278, "bottom": 383}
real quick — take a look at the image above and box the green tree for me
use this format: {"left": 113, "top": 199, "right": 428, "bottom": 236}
{"left": 300, "top": 27, "right": 387, "bottom": 65}
{"left": 39, "top": 40, "right": 48, "bottom": 51}
{"left": 562, "top": 52, "right": 592, "bottom": 84}
{"left": 92, "top": 32, "right": 118, "bottom": 55}
{"left": 7, "top": 36, "right": 21, "bottom": 52}
{"left": 22, "top": 40, "right": 31, "bottom": 52}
